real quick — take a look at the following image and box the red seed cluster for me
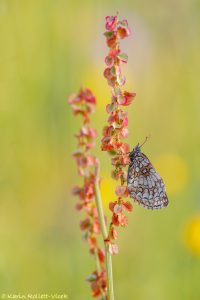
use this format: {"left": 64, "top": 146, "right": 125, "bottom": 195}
{"left": 69, "top": 14, "right": 136, "bottom": 298}
{"left": 102, "top": 15, "right": 136, "bottom": 254}
{"left": 69, "top": 88, "right": 107, "bottom": 298}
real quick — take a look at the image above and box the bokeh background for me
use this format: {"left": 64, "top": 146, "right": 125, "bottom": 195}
{"left": 1, "top": 0, "right": 200, "bottom": 299}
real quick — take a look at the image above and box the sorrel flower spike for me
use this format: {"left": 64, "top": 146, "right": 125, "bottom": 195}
{"left": 101, "top": 15, "right": 135, "bottom": 254}
{"left": 69, "top": 88, "right": 107, "bottom": 299}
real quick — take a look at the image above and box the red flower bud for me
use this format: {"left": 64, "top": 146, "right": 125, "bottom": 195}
{"left": 105, "top": 16, "right": 117, "bottom": 31}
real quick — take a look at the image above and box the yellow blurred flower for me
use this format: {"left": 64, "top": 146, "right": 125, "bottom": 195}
{"left": 154, "top": 153, "right": 188, "bottom": 195}
{"left": 100, "top": 175, "right": 116, "bottom": 211}
{"left": 83, "top": 67, "right": 136, "bottom": 110}
{"left": 184, "top": 216, "right": 200, "bottom": 256}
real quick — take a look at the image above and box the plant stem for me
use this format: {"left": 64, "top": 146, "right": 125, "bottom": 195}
{"left": 94, "top": 161, "right": 115, "bottom": 300}
{"left": 104, "top": 244, "right": 114, "bottom": 300}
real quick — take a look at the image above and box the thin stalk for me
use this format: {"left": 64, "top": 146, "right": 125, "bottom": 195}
{"left": 94, "top": 161, "right": 115, "bottom": 300}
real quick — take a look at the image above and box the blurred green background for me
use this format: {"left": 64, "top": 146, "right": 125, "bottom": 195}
{"left": 1, "top": 0, "right": 200, "bottom": 299}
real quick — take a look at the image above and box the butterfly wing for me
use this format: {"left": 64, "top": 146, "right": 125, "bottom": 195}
{"left": 127, "top": 152, "right": 169, "bottom": 209}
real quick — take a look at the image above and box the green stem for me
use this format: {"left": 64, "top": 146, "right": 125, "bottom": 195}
{"left": 94, "top": 161, "right": 115, "bottom": 300}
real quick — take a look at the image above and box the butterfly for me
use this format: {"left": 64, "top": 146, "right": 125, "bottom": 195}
{"left": 127, "top": 141, "right": 169, "bottom": 210}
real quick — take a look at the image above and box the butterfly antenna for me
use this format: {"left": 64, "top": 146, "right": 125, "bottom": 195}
{"left": 140, "top": 135, "right": 151, "bottom": 148}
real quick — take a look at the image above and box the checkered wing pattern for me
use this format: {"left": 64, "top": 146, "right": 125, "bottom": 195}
{"left": 127, "top": 152, "right": 169, "bottom": 209}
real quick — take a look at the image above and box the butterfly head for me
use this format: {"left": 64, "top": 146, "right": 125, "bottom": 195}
{"left": 129, "top": 143, "right": 141, "bottom": 161}
{"left": 129, "top": 137, "right": 149, "bottom": 161}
